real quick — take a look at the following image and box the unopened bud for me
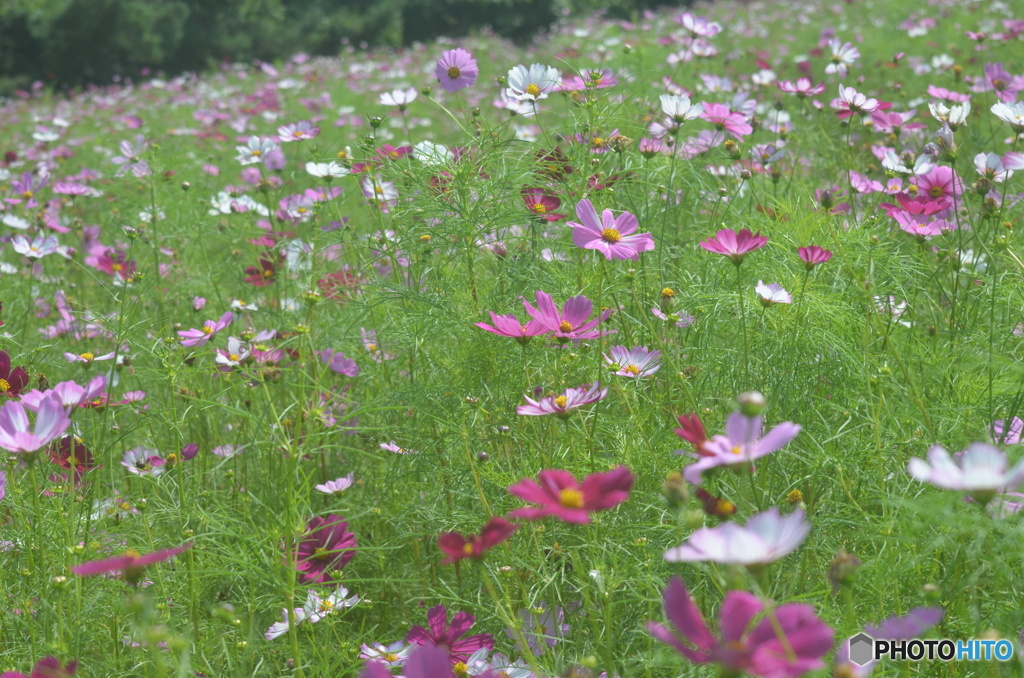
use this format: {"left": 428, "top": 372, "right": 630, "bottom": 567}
{"left": 737, "top": 391, "right": 766, "bottom": 416}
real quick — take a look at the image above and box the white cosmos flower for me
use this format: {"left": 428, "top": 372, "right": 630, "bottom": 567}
{"left": 505, "top": 64, "right": 561, "bottom": 102}
{"left": 659, "top": 94, "right": 704, "bottom": 124}
{"left": 991, "top": 101, "right": 1024, "bottom": 132}
{"left": 379, "top": 87, "right": 418, "bottom": 108}
{"left": 412, "top": 141, "right": 453, "bottom": 166}
{"left": 12, "top": 235, "right": 59, "bottom": 259}
{"left": 305, "top": 161, "right": 349, "bottom": 179}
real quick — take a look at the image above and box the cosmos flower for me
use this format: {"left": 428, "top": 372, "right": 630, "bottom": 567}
{"left": 406, "top": 605, "right": 495, "bottom": 666}
{"left": 521, "top": 290, "right": 612, "bottom": 341}
{"left": 0, "top": 350, "right": 30, "bottom": 397}
{"left": 211, "top": 445, "right": 243, "bottom": 459}
{"left": 992, "top": 417, "right": 1024, "bottom": 445}
{"left": 294, "top": 514, "right": 357, "bottom": 585}
{"left": 521, "top": 187, "right": 565, "bottom": 221}
{"left": 908, "top": 443, "right": 1024, "bottom": 504}
{"left": 380, "top": 87, "right": 418, "bottom": 109}
{"left": 380, "top": 441, "right": 417, "bottom": 454}
{"left": 72, "top": 543, "right": 192, "bottom": 584}
{"left": 506, "top": 605, "right": 570, "bottom": 654}
{"left": 699, "top": 102, "right": 753, "bottom": 138}
{"left": 699, "top": 228, "right": 768, "bottom": 265}
{"left": 517, "top": 383, "right": 608, "bottom": 417}
{"left": 436, "top": 48, "right": 479, "bottom": 93}
{"left": 315, "top": 474, "right": 355, "bottom": 495}
{"left": 215, "top": 337, "right": 251, "bottom": 368}
{"left": 603, "top": 345, "right": 662, "bottom": 378}
{"left": 177, "top": 312, "right": 233, "bottom": 348}
{"left": 647, "top": 576, "right": 833, "bottom": 676}
{"left": 559, "top": 67, "right": 618, "bottom": 91}
{"left": 507, "top": 465, "right": 633, "bottom": 523}
{"left": 664, "top": 508, "right": 810, "bottom": 566}
{"left": 678, "top": 410, "right": 801, "bottom": 484}
{"left": 569, "top": 199, "right": 654, "bottom": 261}
{"left": 797, "top": 246, "right": 832, "bottom": 269}
{"left": 832, "top": 84, "right": 880, "bottom": 117}
{"left": 834, "top": 608, "right": 943, "bottom": 677}
{"left": 277, "top": 120, "right": 320, "bottom": 142}
{"left": 438, "top": 517, "right": 518, "bottom": 564}
{"left": 321, "top": 349, "right": 360, "bottom": 377}
{"left": 778, "top": 78, "right": 826, "bottom": 98}
{"left": 2, "top": 656, "right": 78, "bottom": 678}
{"left": 991, "top": 101, "right": 1024, "bottom": 133}
{"left": 505, "top": 64, "right": 561, "bottom": 102}
{"left": 824, "top": 37, "right": 860, "bottom": 77}
{"left": 359, "top": 641, "right": 413, "bottom": 669}
{"left": 235, "top": 136, "right": 279, "bottom": 165}
{"left": 475, "top": 312, "right": 548, "bottom": 343}
{"left": 0, "top": 394, "right": 72, "bottom": 455}
{"left": 121, "top": 447, "right": 165, "bottom": 476}
{"left": 305, "top": 161, "right": 349, "bottom": 179}
{"left": 12, "top": 234, "right": 59, "bottom": 259}
{"left": 755, "top": 281, "right": 792, "bottom": 306}
{"left": 660, "top": 94, "right": 704, "bottom": 125}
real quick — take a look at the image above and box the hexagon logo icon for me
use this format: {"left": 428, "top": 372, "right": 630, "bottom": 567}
{"left": 849, "top": 633, "right": 874, "bottom": 666}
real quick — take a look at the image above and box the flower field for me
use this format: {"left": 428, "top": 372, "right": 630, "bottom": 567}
{"left": 1, "top": 0, "right": 1023, "bottom": 675}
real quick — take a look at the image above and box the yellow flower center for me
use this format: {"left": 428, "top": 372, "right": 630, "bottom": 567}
{"left": 907, "top": 184, "right": 919, "bottom": 196}
{"left": 929, "top": 185, "right": 943, "bottom": 199}
{"left": 448, "top": 66, "right": 461, "bottom": 79}
{"left": 730, "top": 445, "right": 743, "bottom": 455}
{"left": 661, "top": 287, "right": 675, "bottom": 298}
{"left": 462, "top": 542, "right": 475, "bottom": 554}
{"left": 79, "top": 352, "right": 94, "bottom": 362}
{"left": 320, "top": 600, "right": 334, "bottom": 612}
{"left": 453, "top": 662, "right": 468, "bottom": 676}
{"left": 554, "top": 395, "right": 568, "bottom": 409}
{"left": 293, "top": 130, "right": 304, "bottom": 138}
{"left": 389, "top": 150, "right": 399, "bottom": 158}
{"left": 297, "top": 207, "right": 308, "bottom": 214}
{"left": 251, "top": 150, "right": 262, "bottom": 157}
{"left": 337, "top": 150, "right": 349, "bottom": 159}
{"left": 525, "top": 83, "right": 541, "bottom": 97}
{"left": 559, "top": 488, "right": 585, "bottom": 508}
{"left": 531, "top": 203, "right": 547, "bottom": 213}
{"left": 111, "top": 263, "right": 123, "bottom": 272}
{"left": 786, "top": 489, "right": 804, "bottom": 504}
{"left": 228, "top": 354, "right": 241, "bottom": 362}
{"left": 624, "top": 364, "right": 640, "bottom": 375}
{"left": 592, "top": 137, "right": 605, "bottom": 148}
{"left": 717, "top": 499, "right": 736, "bottom": 514}
{"left": 263, "top": 269, "right": 273, "bottom": 277}
{"left": 202, "top": 326, "right": 215, "bottom": 335}
{"left": 124, "top": 548, "right": 142, "bottom": 559}
{"left": 165, "top": 453, "right": 177, "bottom": 464}
{"left": 313, "top": 547, "right": 331, "bottom": 561}
{"left": 601, "top": 228, "right": 622, "bottom": 243}
{"left": 383, "top": 653, "right": 398, "bottom": 662}
{"left": 0, "top": 378, "right": 11, "bottom": 392}
{"left": 22, "top": 190, "right": 32, "bottom": 199}
{"left": 558, "top": 320, "right": 573, "bottom": 333}
{"left": 366, "top": 343, "right": 378, "bottom": 352}
{"left": 374, "top": 185, "right": 384, "bottom": 195}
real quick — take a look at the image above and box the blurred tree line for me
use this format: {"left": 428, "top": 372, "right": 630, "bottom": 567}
{"left": 0, "top": 0, "right": 672, "bottom": 94}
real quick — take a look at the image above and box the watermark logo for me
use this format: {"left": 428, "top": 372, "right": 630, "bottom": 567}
{"left": 847, "top": 634, "right": 1014, "bottom": 665}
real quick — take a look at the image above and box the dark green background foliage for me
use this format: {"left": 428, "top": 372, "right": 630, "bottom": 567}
{"left": 0, "top": 0, "right": 675, "bottom": 94}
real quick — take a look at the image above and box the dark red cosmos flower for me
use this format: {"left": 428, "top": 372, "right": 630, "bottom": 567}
{"left": 295, "top": 514, "right": 357, "bottom": 585}
{"left": 535, "top": 147, "right": 573, "bottom": 179}
{"left": 521, "top": 188, "right": 565, "bottom": 221}
{"left": 695, "top": 488, "right": 737, "bottom": 517}
{"left": 406, "top": 604, "right": 494, "bottom": 666}
{"left": 508, "top": 466, "right": 634, "bottom": 524}
{"left": 317, "top": 268, "right": 362, "bottom": 302}
{"left": 0, "top": 350, "right": 29, "bottom": 398}
{"left": 438, "top": 517, "right": 517, "bottom": 564}
{"left": 243, "top": 253, "right": 282, "bottom": 287}
{"left": 71, "top": 543, "right": 192, "bottom": 584}
{"left": 675, "top": 413, "right": 709, "bottom": 456}
{"left": 1, "top": 655, "right": 78, "bottom": 678}
{"left": 48, "top": 437, "right": 98, "bottom": 473}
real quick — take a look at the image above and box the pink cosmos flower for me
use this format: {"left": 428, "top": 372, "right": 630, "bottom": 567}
{"left": 755, "top": 281, "right": 791, "bottom": 306}
{"left": 559, "top": 68, "right": 618, "bottom": 91}
{"left": 677, "top": 12, "right": 721, "bottom": 37}
{"left": 778, "top": 78, "right": 826, "bottom": 98}
{"left": 63, "top": 351, "right": 116, "bottom": 365}
{"left": 19, "top": 376, "right": 106, "bottom": 410}
{"left": 908, "top": 443, "right": 1024, "bottom": 504}
{"left": 647, "top": 576, "right": 833, "bottom": 677}
{"left": 699, "top": 102, "right": 752, "bottom": 138}
{"left": 0, "top": 394, "right": 71, "bottom": 455}
{"left": 177, "top": 311, "right": 233, "bottom": 348}
{"left": 797, "top": 246, "right": 832, "bottom": 269}
{"left": 2, "top": 656, "right": 77, "bottom": 678}
{"left": 679, "top": 410, "right": 801, "bottom": 484}
{"left": 993, "top": 417, "right": 1024, "bottom": 444}
{"left": 294, "top": 514, "right": 357, "bottom": 585}
{"left": 315, "top": 474, "right": 355, "bottom": 495}
{"left": 521, "top": 290, "right": 612, "bottom": 341}
{"left": 916, "top": 165, "right": 963, "bottom": 201}
{"left": 507, "top": 465, "right": 633, "bottom": 523}
{"left": 438, "top": 517, "right": 518, "bottom": 564}
{"left": 321, "top": 349, "right": 360, "bottom": 377}
{"left": 664, "top": 508, "right": 810, "bottom": 566}
{"left": 380, "top": 441, "right": 417, "bottom": 454}
{"left": 475, "top": 312, "right": 547, "bottom": 344}
{"left": 832, "top": 84, "right": 880, "bottom": 117}
{"left": 569, "top": 199, "right": 654, "bottom": 260}
{"left": 436, "top": 48, "right": 479, "bottom": 93}
{"left": 121, "top": 447, "right": 165, "bottom": 476}
{"left": 212, "top": 445, "right": 243, "bottom": 459}
{"left": 517, "top": 383, "right": 608, "bottom": 417}
{"left": 835, "top": 608, "right": 943, "bottom": 677}
{"left": 277, "top": 120, "right": 320, "bottom": 142}
{"left": 603, "top": 345, "right": 662, "bottom": 378}
{"left": 361, "top": 327, "right": 396, "bottom": 362}
{"left": 72, "top": 543, "right": 192, "bottom": 584}
{"left": 699, "top": 228, "right": 768, "bottom": 265}
{"left": 406, "top": 605, "right": 495, "bottom": 666}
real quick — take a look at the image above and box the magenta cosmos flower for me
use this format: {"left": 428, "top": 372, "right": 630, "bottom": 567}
{"left": 177, "top": 311, "right": 233, "bottom": 348}
{"left": 438, "top": 517, "right": 518, "bottom": 564}
{"left": 517, "top": 382, "right": 607, "bottom": 417}
{"left": 406, "top": 605, "right": 495, "bottom": 666}
{"left": 522, "top": 290, "right": 612, "bottom": 341}
{"left": 0, "top": 394, "right": 71, "bottom": 455}
{"left": 679, "top": 410, "right": 801, "bottom": 484}
{"left": 569, "top": 199, "right": 654, "bottom": 260}
{"left": 436, "top": 48, "right": 479, "bottom": 93}
{"left": 797, "top": 246, "right": 832, "bottom": 269}
{"left": 294, "top": 514, "right": 357, "bottom": 585}
{"left": 2, "top": 656, "right": 78, "bottom": 678}
{"left": 664, "top": 508, "right": 810, "bottom": 567}
{"left": 521, "top": 187, "right": 565, "bottom": 221}
{"left": 475, "top": 312, "right": 548, "bottom": 344}
{"left": 72, "top": 542, "right": 192, "bottom": 584}
{"left": 699, "top": 228, "right": 767, "bottom": 265}
{"left": 647, "top": 577, "right": 833, "bottom": 678}
{"left": 699, "top": 102, "right": 753, "bottom": 138}
{"left": 507, "top": 465, "right": 633, "bottom": 523}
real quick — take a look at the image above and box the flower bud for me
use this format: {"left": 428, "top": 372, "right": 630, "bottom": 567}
{"left": 737, "top": 391, "right": 766, "bottom": 417}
